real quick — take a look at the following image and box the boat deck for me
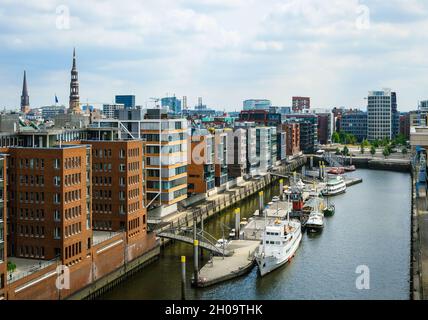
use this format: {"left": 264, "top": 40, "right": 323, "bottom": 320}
{"left": 196, "top": 240, "right": 260, "bottom": 288}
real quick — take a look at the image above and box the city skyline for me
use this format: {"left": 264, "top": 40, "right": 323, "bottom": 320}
{"left": 0, "top": 1, "right": 428, "bottom": 111}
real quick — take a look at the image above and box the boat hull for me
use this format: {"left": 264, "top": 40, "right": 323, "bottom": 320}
{"left": 256, "top": 232, "right": 302, "bottom": 277}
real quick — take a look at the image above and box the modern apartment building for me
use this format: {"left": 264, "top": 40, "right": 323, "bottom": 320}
{"left": 292, "top": 97, "right": 310, "bottom": 113}
{"left": 281, "top": 123, "right": 300, "bottom": 156}
{"left": 6, "top": 145, "right": 92, "bottom": 266}
{"left": 187, "top": 129, "right": 215, "bottom": 195}
{"left": 91, "top": 108, "right": 188, "bottom": 216}
{"left": 141, "top": 110, "right": 188, "bottom": 212}
{"left": 234, "top": 122, "right": 258, "bottom": 177}
{"left": 400, "top": 113, "right": 411, "bottom": 140}
{"left": 214, "top": 129, "right": 228, "bottom": 188}
{"left": 367, "top": 89, "right": 393, "bottom": 141}
{"left": 256, "top": 127, "right": 277, "bottom": 173}
{"left": 225, "top": 128, "right": 247, "bottom": 179}
{"left": 284, "top": 114, "right": 318, "bottom": 153}
{"left": 84, "top": 140, "right": 146, "bottom": 243}
{"left": 277, "top": 131, "right": 287, "bottom": 163}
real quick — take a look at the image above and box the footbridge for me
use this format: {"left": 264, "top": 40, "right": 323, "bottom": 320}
{"left": 157, "top": 226, "right": 234, "bottom": 257}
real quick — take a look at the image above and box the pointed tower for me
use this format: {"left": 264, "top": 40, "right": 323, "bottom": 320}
{"left": 21, "top": 70, "right": 30, "bottom": 114}
{"left": 69, "top": 48, "right": 81, "bottom": 114}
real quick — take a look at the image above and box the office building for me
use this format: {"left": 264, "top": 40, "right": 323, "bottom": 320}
{"left": 367, "top": 89, "right": 393, "bottom": 141}
{"left": 243, "top": 99, "right": 271, "bottom": 111}
{"left": 102, "top": 104, "right": 125, "bottom": 119}
{"left": 341, "top": 111, "right": 368, "bottom": 142}
{"left": 115, "top": 95, "right": 135, "bottom": 109}
{"left": 161, "top": 96, "right": 182, "bottom": 114}
{"left": 40, "top": 105, "right": 66, "bottom": 120}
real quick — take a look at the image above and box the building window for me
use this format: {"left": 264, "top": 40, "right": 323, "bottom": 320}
{"left": 54, "top": 176, "right": 61, "bottom": 186}
{"left": 54, "top": 227, "right": 61, "bottom": 239}
{"left": 54, "top": 159, "right": 61, "bottom": 169}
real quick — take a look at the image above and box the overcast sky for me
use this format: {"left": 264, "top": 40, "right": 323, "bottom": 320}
{"left": 0, "top": 0, "right": 427, "bottom": 111}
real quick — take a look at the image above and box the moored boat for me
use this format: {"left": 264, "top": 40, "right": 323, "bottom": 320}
{"left": 323, "top": 204, "right": 335, "bottom": 217}
{"left": 255, "top": 218, "right": 302, "bottom": 276}
{"left": 344, "top": 165, "right": 356, "bottom": 172}
{"left": 321, "top": 176, "right": 346, "bottom": 196}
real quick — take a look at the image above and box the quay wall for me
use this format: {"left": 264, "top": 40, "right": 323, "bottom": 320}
{"left": 5, "top": 233, "right": 159, "bottom": 300}
{"left": 411, "top": 168, "right": 422, "bottom": 300}
{"left": 311, "top": 155, "right": 411, "bottom": 172}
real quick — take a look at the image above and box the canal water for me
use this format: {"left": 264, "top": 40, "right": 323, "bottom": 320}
{"left": 102, "top": 169, "right": 411, "bottom": 300}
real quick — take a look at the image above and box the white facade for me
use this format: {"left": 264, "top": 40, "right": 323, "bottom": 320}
{"left": 102, "top": 103, "right": 125, "bottom": 119}
{"left": 367, "top": 89, "right": 392, "bottom": 141}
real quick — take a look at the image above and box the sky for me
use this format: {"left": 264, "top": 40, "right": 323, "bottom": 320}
{"left": 0, "top": 0, "right": 427, "bottom": 112}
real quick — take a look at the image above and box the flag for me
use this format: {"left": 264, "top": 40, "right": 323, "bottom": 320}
{"left": 55, "top": 94, "right": 59, "bottom": 104}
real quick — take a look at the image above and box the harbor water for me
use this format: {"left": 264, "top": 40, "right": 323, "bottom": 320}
{"left": 102, "top": 169, "right": 411, "bottom": 300}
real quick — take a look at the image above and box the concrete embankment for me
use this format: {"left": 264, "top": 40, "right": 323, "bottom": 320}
{"left": 411, "top": 165, "right": 427, "bottom": 300}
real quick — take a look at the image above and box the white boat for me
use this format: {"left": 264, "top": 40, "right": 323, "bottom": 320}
{"left": 272, "top": 196, "right": 280, "bottom": 202}
{"left": 255, "top": 218, "right": 302, "bottom": 276}
{"left": 305, "top": 211, "right": 324, "bottom": 232}
{"left": 321, "top": 176, "right": 346, "bottom": 196}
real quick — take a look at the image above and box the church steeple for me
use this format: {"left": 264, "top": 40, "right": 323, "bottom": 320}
{"left": 21, "top": 70, "right": 30, "bottom": 114}
{"left": 69, "top": 47, "right": 81, "bottom": 114}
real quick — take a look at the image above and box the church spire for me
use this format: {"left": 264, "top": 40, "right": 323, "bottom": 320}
{"left": 21, "top": 70, "right": 30, "bottom": 114}
{"left": 69, "top": 47, "right": 81, "bottom": 114}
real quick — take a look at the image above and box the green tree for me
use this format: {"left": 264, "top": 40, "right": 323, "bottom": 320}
{"left": 335, "top": 147, "right": 341, "bottom": 155}
{"left": 360, "top": 143, "right": 365, "bottom": 154}
{"left": 370, "top": 146, "right": 376, "bottom": 157}
{"left": 342, "top": 146, "right": 349, "bottom": 156}
{"left": 362, "top": 139, "right": 370, "bottom": 147}
{"left": 7, "top": 261, "right": 16, "bottom": 273}
{"left": 402, "top": 147, "right": 408, "bottom": 158}
{"left": 383, "top": 147, "right": 390, "bottom": 158}
{"left": 332, "top": 132, "right": 340, "bottom": 143}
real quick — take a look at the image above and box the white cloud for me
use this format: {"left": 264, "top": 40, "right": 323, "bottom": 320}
{"left": 0, "top": 0, "right": 427, "bottom": 110}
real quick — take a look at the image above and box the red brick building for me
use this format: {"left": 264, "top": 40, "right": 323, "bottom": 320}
{"left": 5, "top": 145, "right": 92, "bottom": 266}
{"left": 281, "top": 123, "right": 300, "bottom": 156}
{"left": 400, "top": 113, "right": 410, "bottom": 140}
{"left": 84, "top": 140, "right": 147, "bottom": 244}
{"left": 292, "top": 97, "right": 310, "bottom": 113}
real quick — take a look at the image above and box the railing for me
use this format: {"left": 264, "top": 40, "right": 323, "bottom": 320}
{"left": 7, "top": 257, "right": 59, "bottom": 284}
